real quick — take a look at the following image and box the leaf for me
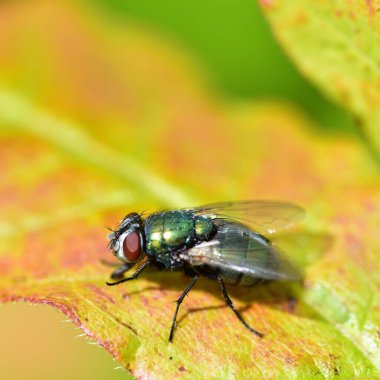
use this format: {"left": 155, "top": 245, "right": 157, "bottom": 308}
{"left": 1, "top": 1, "right": 380, "bottom": 379}
{"left": 259, "top": 0, "right": 380, "bottom": 158}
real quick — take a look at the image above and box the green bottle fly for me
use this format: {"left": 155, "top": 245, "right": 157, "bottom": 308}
{"left": 106, "top": 201, "right": 304, "bottom": 342}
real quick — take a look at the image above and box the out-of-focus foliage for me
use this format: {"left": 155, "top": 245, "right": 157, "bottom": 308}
{"left": 91, "top": 0, "right": 354, "bottom": 132}
{"left": 1, "top": 1, "right": 380, "bottom": 379}
{"left": 260, "top": 0, "right": 380, "bottom": 155}
{"left": 0, "top": 304, "right": 131, "bottom": 380}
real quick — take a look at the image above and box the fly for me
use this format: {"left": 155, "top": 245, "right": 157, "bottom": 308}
{"left": 106, "top": 200, "right": 304, "bottom": 342}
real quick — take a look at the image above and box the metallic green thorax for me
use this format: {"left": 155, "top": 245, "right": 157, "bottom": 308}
{"left": 144, "top": 211, "right": 214, "bottom": 267}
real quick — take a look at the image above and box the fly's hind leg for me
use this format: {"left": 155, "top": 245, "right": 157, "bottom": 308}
{"left": 217, "top": 276, "right": 263, "bottom": 338}
{"left": 169, "top": 272, "right": 199, "bottom": 342}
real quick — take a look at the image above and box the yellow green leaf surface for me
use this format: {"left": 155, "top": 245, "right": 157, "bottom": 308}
{"left": 1, "top": 1, "right": 380, "bottom": 379}
{"left": 259, "top": 0, "right": 380, "bottom": 157}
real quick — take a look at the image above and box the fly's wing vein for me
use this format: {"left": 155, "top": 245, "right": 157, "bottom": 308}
{"left": 186, "top": 200, "right": 304, "bottom": 234}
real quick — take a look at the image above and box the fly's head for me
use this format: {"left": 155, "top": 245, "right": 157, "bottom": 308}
{"left": 108, "top": 212, "right": 145, "bottom": 264}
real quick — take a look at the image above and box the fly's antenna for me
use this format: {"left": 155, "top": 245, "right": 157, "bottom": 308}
{"left": 104, "top": 226, "right": 116, "bottom": 249}
{"left": 139, "top": 209, "right": 149, "bottom": 218}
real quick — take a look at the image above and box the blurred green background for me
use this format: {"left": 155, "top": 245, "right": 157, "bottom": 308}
{"left": 91, "top": 0, "right": 353, "bottom": 132}
{"left": 0, "top": 1, "right": 354, "bottom": 379}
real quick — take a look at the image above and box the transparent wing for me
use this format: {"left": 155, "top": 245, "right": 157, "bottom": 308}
{"left": 180, "top": 221, "right": 300, "bottom": 281}
{"left": 187, "top": 200, "right": 304, "bottom": 234}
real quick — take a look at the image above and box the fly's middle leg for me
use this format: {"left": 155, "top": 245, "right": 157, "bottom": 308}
{"left": 217, "top": 276, "right": 263, "bottom": 338}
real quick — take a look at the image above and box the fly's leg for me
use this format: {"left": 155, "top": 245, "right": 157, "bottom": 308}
{"left": 100, "top": 259, "right": 120, "bottom": 267}
{"left": 169, "top": 273, "right": 199, "bottom": 343}
{"left": 217, "top": 276, "right": 263, "bottom": 338}
{"left": 106, "top": 261, "right": 149, "bottom": 286}
{"left": 110, "top": 264, "right": 132, "bottom": 280}
{"left": 100, "top": 259, "right": 131, "bottom": 279}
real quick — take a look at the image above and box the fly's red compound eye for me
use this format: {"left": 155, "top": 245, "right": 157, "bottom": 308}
{"left": 122, "top": 231, "right": 141, "bottom": 262}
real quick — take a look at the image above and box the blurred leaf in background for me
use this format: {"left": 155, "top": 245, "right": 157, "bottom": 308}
{"left": 91, "top": 0, "right": 355, "bottom": 132}
{"left": 260, "top": 0, "right": 380, "bottom": 162}
{"left": 1, "top": 1, "right": 380, "bottom": 380}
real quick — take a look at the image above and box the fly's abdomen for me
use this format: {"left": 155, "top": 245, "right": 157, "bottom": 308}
{"left": 144, "top": 211, "right": 214, "bottom": 267}
{"left": 218, "top": 233, "right": 272, "bottom": 286}
{"left": 219, "top": 268, "right": 262, "bottom": 287}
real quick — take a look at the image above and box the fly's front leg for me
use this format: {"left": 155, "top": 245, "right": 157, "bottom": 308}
{"left": 100, "top": 259, "right": 131, "bottom": 279}
{"left": 169, "top": 273, "right": 199, "bottom": 342}
{"left": 100, "top": 259, "right": 120, "bottom": 267}
{"left": 106, "top": 261, "right": 149, "bottom": 286}
{"left": 109, "top": 264, "right": 132, "bottom": 280}
{"left": 217, "top": 276, "right": 263, "bottom": 338}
